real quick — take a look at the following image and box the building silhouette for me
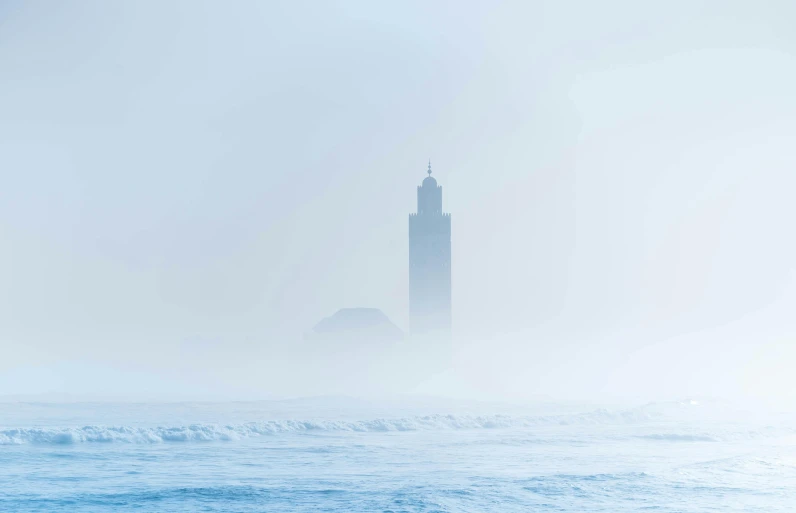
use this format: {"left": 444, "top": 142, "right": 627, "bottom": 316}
{"left": 409, "top": 161, "right": 451, "bottom": 336}
{"left": 310, "top": 308, "right": 403, "bottom": 343}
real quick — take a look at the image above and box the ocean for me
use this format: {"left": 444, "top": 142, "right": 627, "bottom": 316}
{"left": 1, "top": 398, "right": 793, "bottom": 512}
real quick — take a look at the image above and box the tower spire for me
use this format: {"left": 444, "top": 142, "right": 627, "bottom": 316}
{"left": 427, "top": 159, "right": 432, "bottom": 176}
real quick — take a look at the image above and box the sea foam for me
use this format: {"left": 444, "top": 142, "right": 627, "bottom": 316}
{"left": 2, "top": 405, "right": 786, "bottom": 445}
{"left": 0, "top": 409, "right": 652, "bottom": 445}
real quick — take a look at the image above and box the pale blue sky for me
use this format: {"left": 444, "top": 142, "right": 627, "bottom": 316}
{"left": 2, "top": 0, "right": 796, "bottom": 400}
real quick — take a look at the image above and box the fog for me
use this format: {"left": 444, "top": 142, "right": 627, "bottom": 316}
{"left": 1, "top": 0, "right": 796, "bottom": 404}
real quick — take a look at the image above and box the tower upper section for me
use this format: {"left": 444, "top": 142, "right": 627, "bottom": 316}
{"left": 408, "top": 160, "right": 451, "bottom": 336}
{"left": 417, "top": 160, "right": 443, "bottom": 215}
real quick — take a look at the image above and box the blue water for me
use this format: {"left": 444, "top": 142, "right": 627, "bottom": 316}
{"left": 1, "top": 399, "right": 794, "bottom": 512}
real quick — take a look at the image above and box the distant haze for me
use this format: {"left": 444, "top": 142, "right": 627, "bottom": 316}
{"left": 1, "top": 0, "right": 796, "bottom": 403}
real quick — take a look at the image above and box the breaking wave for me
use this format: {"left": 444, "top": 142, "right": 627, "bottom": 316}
{"left": 3, "top": 404, "right": 787, "bottom": 445}
{"left": 636, "top": 433, "right": 718, "bottom": 442}
{"left": 0, "top": 408, "right": 657, "bottom": 445}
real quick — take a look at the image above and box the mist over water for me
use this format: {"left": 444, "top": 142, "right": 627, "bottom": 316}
{"left": 2, "top": 0, "right": 796, "bottom": 405}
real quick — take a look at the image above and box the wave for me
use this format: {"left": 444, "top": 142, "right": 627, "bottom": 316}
{"left": 3, "top": 406, "right": 787, "bottom": 445}
{"left": 636, "top": 433, "right": 718, "bottom": 442}
{"left": 0, "top": 408, "right": 660, "bottom": 445}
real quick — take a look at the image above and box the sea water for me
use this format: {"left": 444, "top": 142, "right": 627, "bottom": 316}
{"left": 1, "top": 398, "right": 794, "bottom": 512}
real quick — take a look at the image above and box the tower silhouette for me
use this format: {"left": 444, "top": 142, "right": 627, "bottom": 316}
{"left": 408, "top": 161, "right": 451, "bottom": 336}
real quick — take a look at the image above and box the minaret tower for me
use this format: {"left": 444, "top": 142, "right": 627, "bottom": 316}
{"left": 408, "top": 160, "right": 451, "bottom": 336}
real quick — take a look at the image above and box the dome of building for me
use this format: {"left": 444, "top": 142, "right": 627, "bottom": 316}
{"left": 422, "top": 175, "right": 437, "bottom": 187}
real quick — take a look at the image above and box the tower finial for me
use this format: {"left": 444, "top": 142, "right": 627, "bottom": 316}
{"left": 427, "top": 159, "right": 432, "bottom": 176}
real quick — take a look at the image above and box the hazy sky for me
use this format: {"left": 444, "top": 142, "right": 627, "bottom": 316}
{"left": 2, "top": 0, "right": 796, "bottom": 401}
